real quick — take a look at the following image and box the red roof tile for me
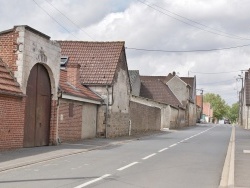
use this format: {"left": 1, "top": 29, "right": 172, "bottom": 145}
{"left": 58, "top": 41, "right": 124, "bottom": 85}
{"left": 59, "top": 70, "right": 101, "bottom": 101}
{"left": 140, "top": 76, "right": 182, "bottom": 108}
{"left": 0, "top": 58, "right": 22, "bottom": 96}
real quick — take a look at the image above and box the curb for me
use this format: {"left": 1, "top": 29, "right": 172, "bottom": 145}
{"left": 0, "top": 139, "right": 134, "bottom": 173}
{"left": 219, "top": 126, "right": 235, "bottom": 188}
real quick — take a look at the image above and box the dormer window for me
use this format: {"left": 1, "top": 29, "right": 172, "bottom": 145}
{"left": 60, "top": 56, "right": 69, "bottom": 69}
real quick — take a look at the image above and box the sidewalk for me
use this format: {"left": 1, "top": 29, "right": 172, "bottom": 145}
{"left": 0, "top": 131, "right": 164, "bottom": 172}
{"left": 234, "top": 126, "right": 250, "bottom": 188}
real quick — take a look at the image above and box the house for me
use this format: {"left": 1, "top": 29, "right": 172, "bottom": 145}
{"left": 180, "top": 76, "right": 197, "bottom": 126}
{"left": 156, "top": 72, "right": 197, "bottom": 126}
{"left": 203, "top": 102, "right": 213, "bottom": 123}
{"left": 239, "top": 70, "right": 250, "bottom": 129}
{"left": 58, "top": 64, "right": 102, "bottom": 142}
{"left": 139, "top": 76, "right": 185, "bottom": 128}
{"left": 0, "top": 25, "right": 61, "bottom": 149}
{"left": 58, "top": 41, "right": 131, "bottom": 137}
{"left": 131, "top": 72, "right": 197, "bottom": 128}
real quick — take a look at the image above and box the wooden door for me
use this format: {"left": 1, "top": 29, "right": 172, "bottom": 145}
{"left": 24, "top": 64, "right": 51, "bottom": 147}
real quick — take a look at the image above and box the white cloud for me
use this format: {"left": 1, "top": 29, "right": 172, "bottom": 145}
{"left": 1, "top": 0, "right": 250, "bottom": 105}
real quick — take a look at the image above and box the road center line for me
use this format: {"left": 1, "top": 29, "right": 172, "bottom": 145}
{"left": 158, "top": 148, "right": 169, "bottom": 152}
{"left": 74, "top": 174, "right": 111, "bottom": 188}
{"left": 117, "top": 162, "right": 138, "bottom": 171}
{"left": 169, "top": 143, "right": 177, "bottom": 148}
{"left": 142, "top": 153, "right": 156, "bottom": 160}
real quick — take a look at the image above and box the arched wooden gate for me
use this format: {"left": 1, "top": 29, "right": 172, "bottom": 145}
{"left": 24, "top": 64, "right": 51, "bottom": 147}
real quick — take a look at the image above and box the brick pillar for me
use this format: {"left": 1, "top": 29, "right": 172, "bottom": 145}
{"left": 50, "top": 100, "right": 58, "bottom": 145}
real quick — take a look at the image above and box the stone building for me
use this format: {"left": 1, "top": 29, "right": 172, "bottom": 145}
{"left": 58, "top": 41, "right": 131, "bottom": 137}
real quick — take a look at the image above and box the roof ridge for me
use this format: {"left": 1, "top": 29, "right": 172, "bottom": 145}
{"left": 57, "top": 40, "right": 125, "bottom": 43}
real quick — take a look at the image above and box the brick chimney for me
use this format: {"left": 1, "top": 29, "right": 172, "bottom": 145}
{"left": 67, "top": 64, "right": 81, "bottom": 87}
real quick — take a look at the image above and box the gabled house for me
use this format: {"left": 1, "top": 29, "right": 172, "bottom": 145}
{"left": 139, "top": 76, "right": 186, "bottom": 128}
{"left": 58, "top": 64, "right": 102, "bottom": 142}
{"left": 165, "top": 73, "right": 190, "bottom": 107}
{"left": 58, "top": 41, "right": 131, "bottom": 137}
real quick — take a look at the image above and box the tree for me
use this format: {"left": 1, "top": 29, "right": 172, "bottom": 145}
{"left": 226, "top": 102, "right": 239, "bottom": 123}
{"left": 203, "top": 93, "right": 228, "bottom": 120}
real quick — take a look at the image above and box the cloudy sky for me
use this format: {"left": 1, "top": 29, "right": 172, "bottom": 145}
{"left": 1, "top": 0, "right": 250, "bottom": 105}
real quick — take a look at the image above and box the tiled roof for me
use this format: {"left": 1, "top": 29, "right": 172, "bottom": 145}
{"left": 180, "top": 77, "right": 194, "bottom": 88}
{"left": 59, "top": 70, "right": 102, "bottom": 102}
{"left": 129, "top": 70, "right": 139, "bottom": 87}
{"left": 58, "top": 41, "right": 125, "bottom": 85}
{"left": 0, "top": 58, "right": 22, "bottom": 96}
{"left": 245, "top": 71, "right": 250, "bottom": 105}
{"left": 140, "top": 75, "right": 173, "bottom": 84}
{"left": 140, "top": 76, "right": 182, "bottom": 108}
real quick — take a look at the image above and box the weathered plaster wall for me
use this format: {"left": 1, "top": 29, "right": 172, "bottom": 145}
{"left": 130, "top": 95, "right": 171, "bottom": 129}
{"left": 15, "top": 26, "right": 60, "bottom": 100}
{"left": 167, "top": 76, "right": 189, "bottom": 104}
{"left": 82, "top": 103, "right": 97, "bottom": 139}
{"left": 131, "top": 76, "right": 141, "bottom": 96}
{"left": 130, "top": 101, "right": 161, "bottom": 133}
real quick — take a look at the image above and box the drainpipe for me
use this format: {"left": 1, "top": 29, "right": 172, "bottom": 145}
{"left": 129, "top": 119, "right": 132, "bottom": 136}
{"left": 247, "top": 106, "right": 249, "bottom": 129}
{"left": 105, "top": 85, "right": 109, "bottom": 138}
{"left": 56, "top": 90, "right": 62, "bottom": 145}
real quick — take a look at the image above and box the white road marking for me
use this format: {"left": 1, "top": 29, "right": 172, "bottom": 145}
{"left": 243, "top": 150, "right": 250, "bottom": 154}
{"left": 142, "top": 153, "right": 156, "bottom": 160}
{"left": 169, "top": 143, "right": 177, "bottom": 148}
{"left": 158, "top": 148, "right": 169, "bottom": 152}
{"left": 74, "top": 174, "right": 111, "bottom": 188}
{"left": 117, "top": 162, "right": 139, "bottom": 171}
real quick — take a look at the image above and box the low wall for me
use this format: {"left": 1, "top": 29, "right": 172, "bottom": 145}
{"left": 130, "top": 101, "right": 161, "bottom": 134}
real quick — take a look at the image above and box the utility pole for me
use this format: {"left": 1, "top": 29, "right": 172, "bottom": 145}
{"left": 237, "top": 74, "right": 243, "bottom": 125}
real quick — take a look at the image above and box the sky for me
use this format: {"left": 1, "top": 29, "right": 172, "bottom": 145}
{"left": 1, "top": 0, "right": 250, "bottom": 105}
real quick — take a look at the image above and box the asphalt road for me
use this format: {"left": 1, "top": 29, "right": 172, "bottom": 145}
{"left": 0, "top": 124, "right": 232, "bottom": 188}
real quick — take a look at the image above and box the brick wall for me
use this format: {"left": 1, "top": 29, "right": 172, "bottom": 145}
{"left": 49, "top": 100, "right": 58, "bottom": 145}
{"left": 0, "top": 95, "right": 25, "bottom": 150}
{"left": 0, "top": 30, "right": 18, "bottom": 71}
{"left": 130, "top": 101, "right": 161, "bottom": 134}
{"left": 58, "top": 99, "right": 82, "bottom": 142}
